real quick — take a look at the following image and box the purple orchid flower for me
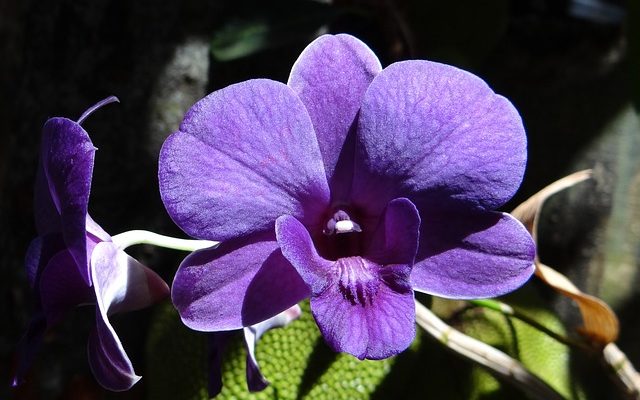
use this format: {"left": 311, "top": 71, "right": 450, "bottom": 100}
{"left": 14, "top": 97, "right": 169, "bottom": 391}
{"left": 159, "top": 34, "right": 536, "bottom": 360}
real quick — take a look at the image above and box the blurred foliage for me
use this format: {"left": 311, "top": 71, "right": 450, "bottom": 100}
{"left": 633, "top": 0, "right": 640, "bottom": 109}
{"left": 209, "top": 0, "right": 338, "bottom": 62}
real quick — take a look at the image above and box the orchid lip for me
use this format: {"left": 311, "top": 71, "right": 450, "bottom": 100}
{"left": 335, "top": 257, "right": 379, "bottom": 306}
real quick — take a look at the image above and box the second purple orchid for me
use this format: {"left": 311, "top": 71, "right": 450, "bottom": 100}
{"left": 159, "top": 34, "right": 536, "bottom": 360}
{"left": 15, "top": 97, "right": 170, "bottom": 391}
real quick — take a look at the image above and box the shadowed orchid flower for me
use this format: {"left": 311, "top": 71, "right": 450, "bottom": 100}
{"left": 14, "top": 97, "right": 169, "bottom": 391}
{"left": 159, "top": 34, "right": 536, "bottom": 360}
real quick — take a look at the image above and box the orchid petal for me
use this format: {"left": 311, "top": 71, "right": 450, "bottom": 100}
{"left": 288, "top": 34, "right": 381, "bottom": 200}
{"left": 90, "top": 242, "right": 169, "bottom": 315}
{"left": 87, "top": 312, "right": 140, "bottom": 391}
{"left": 39, "top": 250, "right": 93, "bottom": 325}
{"left": 411, "top": 208, "right": 535, "bottom": 298}
{"left": 353, "top": 60, "right": 527, "bottom": 215}
{"left": 312, "top": 261, "right": 415, "bottom": 360}
{"left": 243, "top": 325, "right": 269, "bottom": 392}
{"left": 25, "top": 234, "right": 64, "bottom": 288}
{"left": 243, "top": 304, "right": 302, "bottom": 392}
{"left": 248, "top": 304, "right": 302, "bottom": 340}
{"left": 159, "top": 79, "right": 330, "bottom": 242}
{"left": 206, "top": 332, "right": 234, "bottom": 398}
{"left": 86, "top": 214, "right": 111, "bottom": 242}
{"left": 365, "top": 197, "right": 421, "bottom": 265}
{"left": 25, "top": 237, "right": 45, "bottom": 288}
{"left": 33, "top": 164, "right": 61, "bottom": 236}
{"left": 277, "top": 216, "right": 415, "bottom": 359}
{"left": 41, "top": 117, "right": 95, "bottom": 285}
{"left": 87, "top": 241, "right": 169, "bottom": 391}
{"left": 172, "top": 233, "right": 309, "bottom": 331}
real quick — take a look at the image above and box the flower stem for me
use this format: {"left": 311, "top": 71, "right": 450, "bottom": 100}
{"left": 469, "top": 300, "right": 640, "bottom": 398}
{"left": 111, "top": 230, "right": 218, "bottom": 252}
{"left": 414, "top": 300, "right": 566, "bottom": 400}
{"left": 468, "top": 299, "right": 591, "bottom": 351}
{"left": 77, "top": 96, "right": 120, "bottom": 125}
{"left": 603, "top": 343, "right": 640, "bottom": 399}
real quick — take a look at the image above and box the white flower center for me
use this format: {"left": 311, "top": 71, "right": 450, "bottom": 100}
{"left": 323, "top": 210, "right": 362, "bottom": 235}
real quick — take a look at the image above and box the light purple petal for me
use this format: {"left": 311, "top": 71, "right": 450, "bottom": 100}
{"left": 276, "top": 216, "right": 415, "bottom": 359}
{"left": 243, "top": 329, "right": 268, "bottom": 392}
{"left": 288, "top": 34, "right": 381, "bottom": 199}
{"left": 243, "top": 304, "right": 302, "bottom": 392}
{"left": 159, "top": 79, "right": 330, "bottom": 242}
{"left": 411, "top": 209, "right": 535, "bottom": 298}
{"left": 88, "top": 241, "right": 168, "bottom": 391}
{"left": 87, "top": 312, "right": 140, "bottom": 391}
{"left": 86, "top": 214, "right": 111, "bottom": 242}
{"left": 171, "top": 233, "right": 309, "bottom": 331}
{"left": 39, "top": 250, "right": 92, "bottom": 325}
{"left": 41, "top": 117, "right": 96, "bottom": 285}
{"left": 275, "top": 217, "right": 331, "bottom": 294}
{"left": 90, "top": 242, "right": 169, "bottom": 316}
{"left": 352, "top": 60, "right": 527, "bottom": 215}
{"left": 247, "top": 304, "right": 302, "bottom": 340}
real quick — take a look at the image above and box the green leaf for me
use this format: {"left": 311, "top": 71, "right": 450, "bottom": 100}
{"left": 456, "top": 299, "right": 583, "bottom": 399}
{"left": 210, "top": 1, "right": 338, "bottom": 62}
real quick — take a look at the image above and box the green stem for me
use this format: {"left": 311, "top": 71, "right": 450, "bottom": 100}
{"left": 468, "top": 299, "right": 591, "bottom": 352}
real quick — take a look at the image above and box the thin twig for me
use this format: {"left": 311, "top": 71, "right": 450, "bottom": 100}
{"left": 603, "top": 343, "right": 640, "bottom": 399}
{"left": 467, "top": 299, "right": 640, "bottom": 399}
{"left": 414, "top": 300, "right": 565, "bottom": 400}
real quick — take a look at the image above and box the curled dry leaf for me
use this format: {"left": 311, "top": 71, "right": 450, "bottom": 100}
{"left": 536, "top": 263, "right": 619, "bottom": 344}
{"left": 511, "top": 169, "right": 620, "bottom": 345}
{"left": 511, "top": 169, "right": 592, "bottom": 242}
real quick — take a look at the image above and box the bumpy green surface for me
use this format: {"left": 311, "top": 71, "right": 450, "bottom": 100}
{"left": 146, "top": 291, "right": 589, "bottom": 400}
{"left": 146, "top": 301, "right": 396, "bottom": 400}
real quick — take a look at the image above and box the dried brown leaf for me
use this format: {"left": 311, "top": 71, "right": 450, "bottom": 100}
{"left": 536, "top": 263, "right": 619, "bottom": 344}
{"left": 511, "top": 169, "right": 592, "bottom": 241}
{"left": 511, "top": 169, "right": 619, "bottom": 345}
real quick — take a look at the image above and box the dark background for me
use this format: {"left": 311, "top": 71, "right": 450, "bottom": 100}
{"left": 1, "top": 0, "right": 638, "bottom": 399}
